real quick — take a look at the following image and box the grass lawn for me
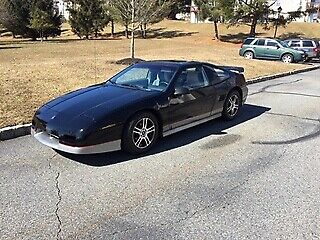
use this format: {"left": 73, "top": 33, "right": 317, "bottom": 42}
{"left": 0, "top": 20, "right": 319, "bottom": 128}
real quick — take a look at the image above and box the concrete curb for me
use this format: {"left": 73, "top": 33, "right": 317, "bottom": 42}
{"left": 246, "top": 64, "right": 320, "bottom": 85}
{"left": 0, "top": 124, "right": 31, "bottom": 141}
{"left": 0, "top": 64, "right": 319, "bottom": 142}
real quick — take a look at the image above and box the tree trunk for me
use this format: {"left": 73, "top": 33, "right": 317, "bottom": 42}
{"left": 213, "top": 20, "right": 219, "bottom": 40}
{"left": 125, "top": 24, "right": 129, "bottom": 39}
{"left": 274, "top": 23, "right": 278, "bottom": 38}
{"left": 250, "top": 17, "right": 258, "bottom": 36}
{"left": 40, "top": 29, "right": 43, "bottom": 42}
{"left": 130, "top": 0, "right": 135, "bottom": 59}
{"left": 140, "top": 24, "right": 144, "bottom": 38}
{"left": 143, "top": 23, "right": 147, "bottom": 39}
{"left": 111, "top": 20, "right": 115, "bottom": 38}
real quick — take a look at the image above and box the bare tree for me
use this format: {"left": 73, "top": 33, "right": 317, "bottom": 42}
{"left": 108, "top": 0, "right": 173, "bottom": 59}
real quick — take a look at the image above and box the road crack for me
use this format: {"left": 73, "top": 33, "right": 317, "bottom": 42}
{"left": 47, "top": 154, "right": 62, "bottom": 240}
{"left": 249, "top": 78, "right": 303, "bottom": 96}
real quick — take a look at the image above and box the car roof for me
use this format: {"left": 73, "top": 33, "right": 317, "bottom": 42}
{"left": 135, "top": 60, "right": 206, "bottom": 68}
{"left": 286, "top": 38, "right": 315, "bottom": 42}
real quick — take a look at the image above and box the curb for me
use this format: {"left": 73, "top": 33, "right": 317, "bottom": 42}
{"left": 246, "top": 64, "right": 320, "bottom": 85}
{"left": 0, "top": 124, "right": 31, "bottom": 141}
{"left": 0, "top": 64, "right": 319, "bottom": 142}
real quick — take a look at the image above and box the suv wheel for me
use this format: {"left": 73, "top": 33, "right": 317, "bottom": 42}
{"left": 244, "top": 51, "right": 254, "bottom": 59}
{"left": 281, "top": 53, "right": 294, "bottom": 63}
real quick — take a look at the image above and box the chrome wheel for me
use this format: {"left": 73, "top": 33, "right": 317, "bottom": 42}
{"left": 282, "top": 54, "right": 293, "bottom": 63}
{"left": 244, "top": 51, "right": 254, "bottom": 59}
{"left": 132, "top": 117, "right": 156, "bottom": 149}
{"left": 226, "top": 94, "right": 240, "bottom": 117}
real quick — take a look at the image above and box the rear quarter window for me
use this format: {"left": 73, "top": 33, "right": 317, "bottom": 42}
{"left": 204, "top": 65, "right": 230, "bottom": 84}
{"left": 243, "top": 38, "right": 254, "bottom": 45}
{"left": 302, "top": 41, "right": 314, "bottom": 47}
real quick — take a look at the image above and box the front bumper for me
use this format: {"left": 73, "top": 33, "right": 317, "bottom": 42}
{"left": 31, "top": 128, "right": 121, "bottom": 154}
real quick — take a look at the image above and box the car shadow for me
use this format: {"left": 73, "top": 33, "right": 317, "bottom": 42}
{"left": 56, "top": 104, "right": 271, "bottom": 167}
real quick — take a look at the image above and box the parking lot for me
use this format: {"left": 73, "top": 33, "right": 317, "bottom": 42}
{"left": 1, "top": 69, "right": 319, "bottom": 239}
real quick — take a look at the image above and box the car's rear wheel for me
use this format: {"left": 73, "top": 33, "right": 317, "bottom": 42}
{"left": 244, "top": 51, "right": 254, "bottom": 59}
{"left": 281, "top": 53, "right": 294, "bottom": 63}
{"left": 122, "top": 112, "right": 159, "bottom": 154}
{"left": 222, "top": 90, "right": 241, "bottom": 121}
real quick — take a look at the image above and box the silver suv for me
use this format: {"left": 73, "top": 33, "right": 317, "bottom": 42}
{"left": 285, "top": 39, "right": 320, "bottom": 60}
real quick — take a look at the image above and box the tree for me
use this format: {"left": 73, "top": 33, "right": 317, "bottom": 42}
{"left": 29, "top": 8, "right": 52, "bottom": 41}
{"left": 108, "top": 0, "right": 173, "bottom": 58}
{"left": 68, "top": 0, "right": 110, "bottom": 39}
{"left": 167, "top": 0, "right": 190, "bottom": 20}
{"left": 0, "top": 0, "right": 32, "bottom": 38}
{"left": 30, "top": 0, "right": 62, "bottom": 40}
{"left": 0, "top": 0, "right": 61, "bottom": 40}
{"left": 228, "top": 0, "right": 278, "bottom": 36}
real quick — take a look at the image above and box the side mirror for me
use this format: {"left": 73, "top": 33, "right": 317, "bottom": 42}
{"left": 174, "top": 87, "right": 190, "bottom": 96}
{"left": 276, "top": 45, "right": 281, "bottom": 49}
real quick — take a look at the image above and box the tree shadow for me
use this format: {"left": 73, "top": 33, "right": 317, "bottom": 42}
{"left": 278, "top": 32, "right": 305, "bottom": 40}
{"left": 220, "top": 32, "right": 263, "bottom": 44}
{"left": 56, "top": 104, "right": 271, "bottom": 167}
{"left": 0, "top": 46, "right": 22, "bottom": 50}
{"left": 139, "top": 28, "right": 198, "bottom": 39}
{"left": 106, "top": 27, "right": 198, "bottom": 40}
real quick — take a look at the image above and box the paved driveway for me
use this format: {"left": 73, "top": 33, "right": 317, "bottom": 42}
{"left": 1, "top": 69, "right": 319, "bottom": 240}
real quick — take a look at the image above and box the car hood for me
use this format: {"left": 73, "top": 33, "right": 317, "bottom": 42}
{"left": 38, "top": 83, "right": 161, "bottom": 124}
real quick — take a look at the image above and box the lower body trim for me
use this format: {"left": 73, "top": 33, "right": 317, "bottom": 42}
{"left": 31, "top": 128, "right": 121, "bottom": 154}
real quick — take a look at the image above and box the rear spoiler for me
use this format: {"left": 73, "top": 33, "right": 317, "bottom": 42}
{"left": 219, "top": 66, "right": 245, "bottom": 73}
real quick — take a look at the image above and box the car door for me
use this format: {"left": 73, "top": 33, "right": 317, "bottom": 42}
{"left": 265, "top": 40, "right": 282, "bottom": 59}
{"left": 203, "top": 64, "right": 230, "bottom": 115}
{"left": 252, "top": 39, "right": 266, "bottom": 58}
{"left": 166, "top": 65, "right": 217, "bottom": 130}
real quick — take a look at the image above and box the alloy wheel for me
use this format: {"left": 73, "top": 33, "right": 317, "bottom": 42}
{"left": 132, "top": 117, "right": 156, "bottom": 149}
{"left": 226, "top": 94, "right": 240, "bottom": 117}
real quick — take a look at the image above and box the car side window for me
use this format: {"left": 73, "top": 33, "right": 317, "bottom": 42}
{"left": 302, "top": 41, "right": 314, "bottom": 47}
{"left": 266, "top": 41, "right": 279, "bottom": 47}
{"left": 254, "top": 39, "right": 266, "bottom": 46}
{"left": 204, "top": 65, "right": 229, "bottom": 84}
{"left": 176, "top": 67, "right": 209, "bottom": 90}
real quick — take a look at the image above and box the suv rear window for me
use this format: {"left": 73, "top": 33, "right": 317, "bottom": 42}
{"left": 243, "top": 38, "right": 254, "bottom": 45}
{"left": 254, "top": 39, "right": 266, "bottom": 46}
{"left": 302, "top": 41, "right": 314, "bottom": 47}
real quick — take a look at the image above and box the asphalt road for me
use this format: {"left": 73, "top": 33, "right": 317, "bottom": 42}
{"left": 1, "top": 69, "right": 320, "bottom": 240}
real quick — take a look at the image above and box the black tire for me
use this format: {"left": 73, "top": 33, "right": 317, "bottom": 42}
{"left": 122, "top": 112, "right": 159, "bottom": 154}
{"left": 243, "top": 51, "right": 254, "bottom": 59}
{"left": 222, "top": 90, "right": 241, "bottom": 121}
{"left": 281, "top": 53, "right": 294, "bottom": 63}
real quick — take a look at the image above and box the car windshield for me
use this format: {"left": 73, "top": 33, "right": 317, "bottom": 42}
{"left": 277, "top": 40, "right": 289, "bottom": 48}
{"left": 109, "top": 64, "right": 177, "bottom": 92}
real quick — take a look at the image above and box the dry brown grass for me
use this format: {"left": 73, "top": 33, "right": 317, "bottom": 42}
{"left": 0, "top": 20, "right": 319, "bottom": 128}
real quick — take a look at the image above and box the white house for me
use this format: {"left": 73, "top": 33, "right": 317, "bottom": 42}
{"left": 54, "top": 0, "right": 70, "bottom": 20}
{"left": 190, "top": 0, "right": 320, "bottom": 23}
{"left": 269, "top": 0, "right": 320, "bottom": 22}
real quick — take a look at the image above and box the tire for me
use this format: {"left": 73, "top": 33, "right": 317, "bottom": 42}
{"left": 122, "top": 112, "right": 159, "bottom": 154}
{"left": 281, "top": 53, "right": 294, "bottom": 63}
{"left": 222, "top": 90, "right": 241, "bottom": 121}
{"left": 243, "top": 51, "right": 254, "bottom": 60}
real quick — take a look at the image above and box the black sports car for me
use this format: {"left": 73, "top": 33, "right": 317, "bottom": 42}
{"left": 32, "top": 60, "right": 248, "bottom": 154}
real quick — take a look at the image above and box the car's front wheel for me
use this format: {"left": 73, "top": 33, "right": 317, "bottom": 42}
{"left": 122, "top": 112, "right": 159, "bottom": 154}
{"left": 222, "top": 90, "right": 241, "bottom": 121}
{"left": 281, "top": 53, "right": 294, "bottom": 63}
